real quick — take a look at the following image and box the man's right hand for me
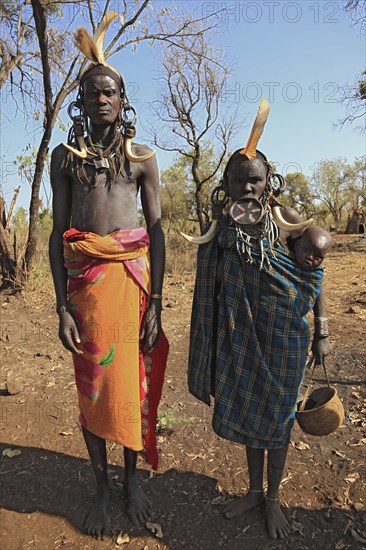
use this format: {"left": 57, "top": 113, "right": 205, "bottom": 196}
{"left": 58, "top": 309, "right": 83, "bottom": 355}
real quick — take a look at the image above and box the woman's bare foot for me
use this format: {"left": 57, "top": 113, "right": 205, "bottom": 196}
{"left": 84, "top": 485, "right": 111, "bottom": 539}
{"left": 265, "top": 497, "right": 291, "bottom": 539}
{"left": 124, "top": 479, "right": 152, "bottom": 525}
{"left": 224, "top": 490, "right": 265, "bottom": 518}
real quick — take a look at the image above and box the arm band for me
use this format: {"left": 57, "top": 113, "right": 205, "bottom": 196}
{"left": 314, "top": 316, "right": 329, "bottom": 338}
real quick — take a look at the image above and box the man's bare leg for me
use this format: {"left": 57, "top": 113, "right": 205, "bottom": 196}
{"left": 123, "top": 447, "right": 152, "bottom": 525}
{"left": 224, "top": 447, "right": 265, "bottom": 518}
{"left": 82, "top": 427, "right": 111, "bottom": 538}
{"left": 265, "top": 446, "right": 291, "bottom": 540}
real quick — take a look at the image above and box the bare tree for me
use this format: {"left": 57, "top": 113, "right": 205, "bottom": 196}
{"left": 344, "top": 0, "right": 366, "bottom": 26}
{"left": 150, "top": 28, "right": 236, "bottom": 231}
{"left": 0, "top": 186, "right": 22, "bottom": 288}
{"left": 1, "top": 0, "right": 219, "bottom": 284}
{"left": 0, "top": 1, "right": 39, "bottom": 101}
{"left": 0, "top": 0, "right": 77, "bottom": 114}
{"left": 336, "top": 70, "right": 366, "bottom": 131}
{"left": 337, "top": 2, "right": 366, "bottom": 130}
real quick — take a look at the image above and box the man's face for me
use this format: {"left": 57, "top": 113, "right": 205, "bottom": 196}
{"left": 227, "top": 156, "right": 267, "bottom": 203}
{"left": 83, "top": 74, "right": 120, "bottom": 126}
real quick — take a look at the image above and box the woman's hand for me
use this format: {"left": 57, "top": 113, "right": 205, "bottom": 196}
{"left": 311, "top": 336, "right": 332, "bottom": 364}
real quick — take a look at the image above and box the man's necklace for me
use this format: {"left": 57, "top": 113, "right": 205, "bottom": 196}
{"left": 90, "top": 142, "right": 108, "bottom": 149}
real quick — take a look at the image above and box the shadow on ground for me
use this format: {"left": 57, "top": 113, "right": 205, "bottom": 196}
{"left": 1, "top": 442, "right": 365, "bottom": 550}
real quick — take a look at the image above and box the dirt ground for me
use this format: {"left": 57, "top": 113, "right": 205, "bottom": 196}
{"left": 0, "top": 234, "right": 365, "bottom": 550}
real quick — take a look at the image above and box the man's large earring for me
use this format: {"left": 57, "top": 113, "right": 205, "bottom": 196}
{"left": 122, "top": 104, "right": 155, "bottom": 163}
{"left": 63, "top": 101, "right": 89, "bottom": 158}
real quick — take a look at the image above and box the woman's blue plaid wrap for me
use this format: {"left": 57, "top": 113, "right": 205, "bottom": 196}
{"left": 188, "top": 217, "right": 323, "bottom": 448}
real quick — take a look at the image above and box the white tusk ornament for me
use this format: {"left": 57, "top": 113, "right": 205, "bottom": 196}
{"left": 124, "top": 138, "right": 155, "bottom": 163}
{"left": 272, "top": 206, "right": 313, "bottom": 232}
{"left": 181, "top": 220, "right": 218, "bottom": 244}
{"left": 63, "top": 136, "right": 89, "bottom": 159}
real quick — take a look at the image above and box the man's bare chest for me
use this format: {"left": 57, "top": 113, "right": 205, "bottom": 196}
{"left": 71, "top": 155, "right": 140, "bottom": 190}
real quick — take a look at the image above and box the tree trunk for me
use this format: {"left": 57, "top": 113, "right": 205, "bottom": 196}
{"left": 0, "top": 190, "right": 25, "bottom": 289}
{"left": 25, "top": 0, "right": 55, "bottom": 275}
{"left": 192, "top": 147, "right": 206, "bottom": 232}
{"left": 0, "top": 223, "right": 16, "bottom": 289}
{"left": 195, "top": 189, "right": 205, "bottom": 233}
{"left": 24, "top": 127, "right": 53, "bottom": 274}
{"left": 0, "top": 54, "right": 24, "bottom": 91}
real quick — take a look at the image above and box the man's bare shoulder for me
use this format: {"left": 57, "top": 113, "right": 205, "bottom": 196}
{"left": 130, "top": 142, "right": 158, "bottom": 182}
{"left": 51, "top": 143, "right": 69, "bottom": 166}
{"left": 131, "top": 141, "right": 154, "bottom": 155}
{"left": 50, "top": 144, "right": 72, "bottom": 189}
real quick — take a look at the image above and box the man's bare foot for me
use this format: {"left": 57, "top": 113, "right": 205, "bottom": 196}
{"left": 124, "top": 479, "right": 152, "bottom": 525}
{"left": 265, "top": 497, "right": 291, "bottom": 539}
{"left": 84, "top": 485, "right": 111, "bottom": 539}
{"left": 224, "top": 490, "right": 265, "bottom": 518}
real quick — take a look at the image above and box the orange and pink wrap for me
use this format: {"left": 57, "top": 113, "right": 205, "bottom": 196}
{"left": 63, "top": 227, "right": 168, "bottom": 470}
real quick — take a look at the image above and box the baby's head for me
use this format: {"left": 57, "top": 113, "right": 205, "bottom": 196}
{"left": 294, "top": 226, "right": 332, "bottom": 270}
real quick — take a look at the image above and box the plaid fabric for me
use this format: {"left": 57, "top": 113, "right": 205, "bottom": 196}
{"left": 188, "top": 217, "right": 323, "bottom": 448}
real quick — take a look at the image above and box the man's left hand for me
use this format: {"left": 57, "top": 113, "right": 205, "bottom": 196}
{"left": 140, "top": 299, "right": 162, "bottom": 353}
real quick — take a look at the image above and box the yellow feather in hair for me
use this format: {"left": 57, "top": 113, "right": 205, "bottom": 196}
{"left": 94, "top": 11, "right": 124, "bottom": 55}
{"left": 75, "top": 12, "right": 125, "bottom": 78}
{"left": 240, "top": 99, "right": 270, "bottom": 160}
{"left": 74, "top": 28, "right": 103, "bottom": 65}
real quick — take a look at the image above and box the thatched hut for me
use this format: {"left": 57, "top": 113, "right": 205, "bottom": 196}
{"left": 345, "top": 208, "right": 366, "bottom": 234}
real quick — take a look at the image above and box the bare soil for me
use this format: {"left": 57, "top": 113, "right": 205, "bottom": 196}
{"left": 0, "top": 234, "right": 365, "bottom": 550}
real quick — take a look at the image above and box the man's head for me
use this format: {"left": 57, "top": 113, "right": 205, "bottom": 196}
{"left": 74, "top": 12, "right": 125, "bottom": 106}
{"left": 79, "top": 64, "right": 125, "bottom": 127}
{"left": 224, "top": 150, "right": 270, "bottom": 203}
{"left": 81, "top": 73, "right": 121, "bottom": 127}
{"left": 294, "top": 226, "right": 332, "bottom": 270}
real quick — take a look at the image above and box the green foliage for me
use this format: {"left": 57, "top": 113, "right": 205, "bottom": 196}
{"left": 12, "top": 206, "right": 28, "bottom": 239}
{"left": 165, "top": 232, "right": 198, "bottom": 276}
{"left": 156, "top": 409, "right": 193, "bottom": 434}
{"left": 358, "top": 70, "right": 366, "bottom": 100}
{"left": 347, "top": 156, "right": 366, "bottom": 207}
{"left": 17, "top": 145, "right": 40, "bottom": 182}
{"left": 3, "top": 0, "right": 226, "bottom": 277}
{"left": 283, "top": 173, "right": 313, "bottom": 217}
{"left": 10, "top": 205, "right": 53, "bottom": 279}
{"left": 38, "top": 207, "right": 53, "bottom": 231}
{"left": 160, "top": 158, "right": 192, "bottom": 233}
{"left": 310, "top": 157, "right": 364, "bottom": 229}
{"left": 338, "top": 68, "right": 366, "bottom": 130}
{"left": 160, "top": 143, "right": 230, "bottom": 231}
{"left": 16, "top": 145, "right": 51, "bottom": 206}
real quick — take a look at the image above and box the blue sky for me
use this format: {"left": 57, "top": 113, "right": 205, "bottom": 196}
{"left": 1, "top": 0, "right": 365, "bottom": 210}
